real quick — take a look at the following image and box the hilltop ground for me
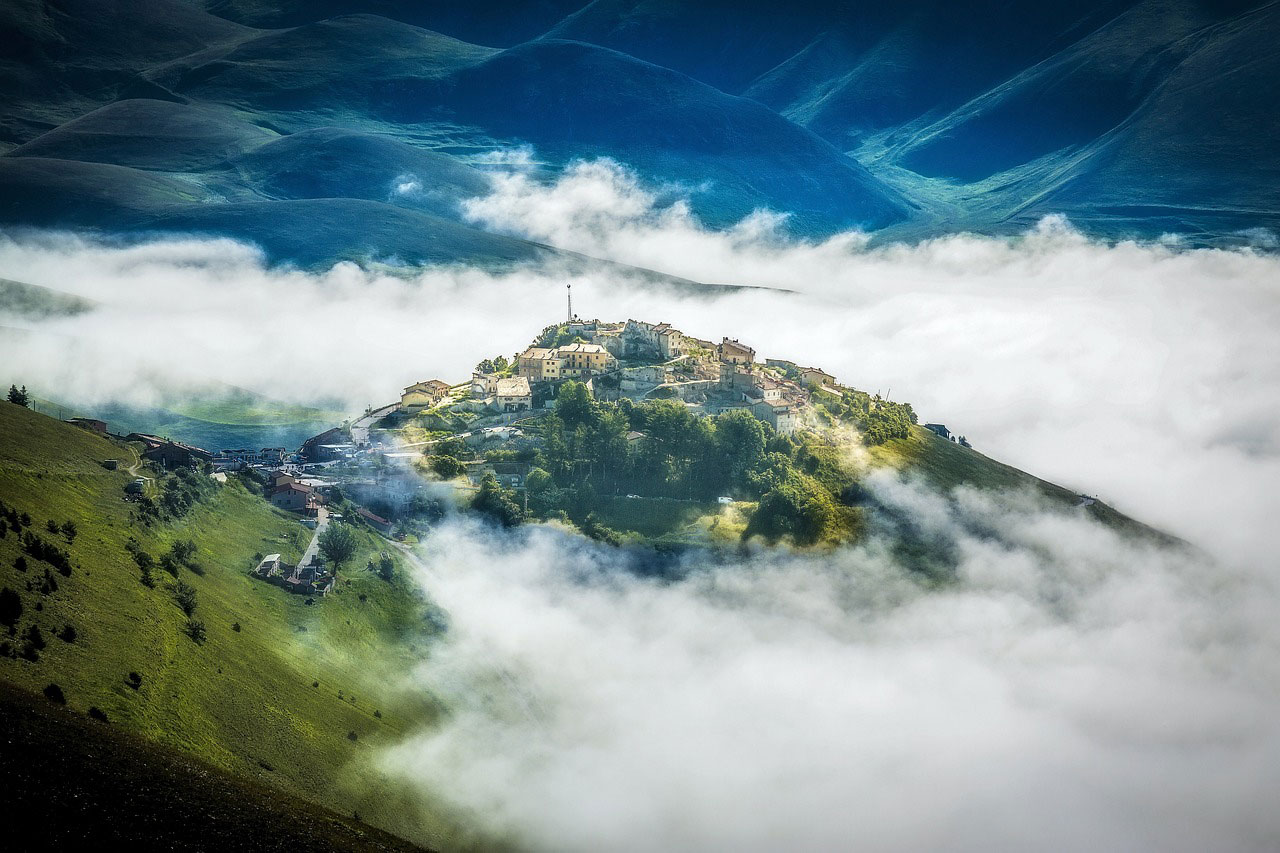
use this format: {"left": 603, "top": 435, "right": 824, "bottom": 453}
{"left": 0, "top": 402, "right": 467, "bottom": 850}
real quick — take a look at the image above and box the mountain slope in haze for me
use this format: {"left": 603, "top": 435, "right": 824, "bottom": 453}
{"left": 7, "top": 98, "right": 278, "bottom": 171}
{"left": 158, "top": 17, "right": 913, "bottom": 231}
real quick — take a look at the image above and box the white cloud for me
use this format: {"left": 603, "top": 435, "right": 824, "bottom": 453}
{"left": 383, "top": 480, "right": 1280, "bottom": 852}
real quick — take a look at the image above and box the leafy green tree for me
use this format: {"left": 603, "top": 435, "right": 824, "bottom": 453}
{"left": 471, "top": 474, "right": 525, "bottom": 528}
{"left": 185, "top": 619, "right": 207, "bottom": 644}
{"left": 554, "top": 381, "right": 594, "bottom": 430}
{"left": 377, "top": 553, "right": 395, "bottom": 581}
{"left": 319, "top": 523, "right": 357, "bottom": 571}
{"left": 172, "top": 580, "right": 198, "bottom": 616}
{"left": 744, "top": 473, "right": 837, "bottom": 546}
{"left": 430, "top": 454, "right": 464, "bottom": 479}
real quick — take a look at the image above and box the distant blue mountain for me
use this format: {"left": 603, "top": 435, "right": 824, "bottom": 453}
{"left": 0, "top": 0, "right": 1275, "bottom": 263}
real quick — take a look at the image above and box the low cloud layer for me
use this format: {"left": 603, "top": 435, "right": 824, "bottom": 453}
{"left": 385, "top": 477, "right": 1280, "bottom": 852}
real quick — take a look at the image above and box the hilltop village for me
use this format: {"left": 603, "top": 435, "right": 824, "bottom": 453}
{"left": 400, "top": 317, "right": 841, "bottom": 437}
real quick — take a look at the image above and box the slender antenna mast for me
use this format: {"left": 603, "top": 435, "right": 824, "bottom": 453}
{"left": 567, "top": 283, "right": 574, "bottom": 322}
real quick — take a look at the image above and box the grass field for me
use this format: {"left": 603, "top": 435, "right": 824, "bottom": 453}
{"left": 0, "top": 402, "right": 469, "bottom": 850}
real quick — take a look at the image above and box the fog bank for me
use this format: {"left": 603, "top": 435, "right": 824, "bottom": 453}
{"left": 384, "top": 476, "right": 1280, "bottom": 851}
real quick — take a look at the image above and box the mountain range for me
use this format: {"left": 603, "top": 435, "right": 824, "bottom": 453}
{"left": 0, "top": 0, "right": 1276, "bottom": 268}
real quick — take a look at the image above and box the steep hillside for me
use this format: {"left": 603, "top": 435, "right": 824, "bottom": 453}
{"left": 0, "top": 402, "right": 467, "bottom": 850}
{"left": 0, "top": 680, "right": 428, "bottom": 851}
{"left": 8, "top": 98, "right": 279, "bottom": 171}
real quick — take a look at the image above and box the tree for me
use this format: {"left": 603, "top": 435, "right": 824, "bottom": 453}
{"left": 377, "top": 553, "right": 395, "bottom": 582}
{"left": 172, "top": 580, "right": 198, "bottom": 616}
{"left": 0, "top": 587, "right": 21, "bottom": 631}
{"left": 7, "top": 385, "right": 29, "bottom": 407}
{"left": 24, "top": 624, "right": 45, "bottom": 651}
{"left": 430, "top": 454, "right": 464, "bottom": 480}
{"left": 60, "top": 520, "right": 76, "bottom": 543}
{"left": 42, "top": 683, "right": 65, "bottom": 704}
{"left": 184, "top": 619, "right": 207, "bottom": 644}
{"left": 471, "top": 474, "right": 525, "bottom": 528}
{"left": 554, "top": 381, "right": 594, "bottom": 430}
{"left": 319, "top": 523, "right": 357, "bottom": 571}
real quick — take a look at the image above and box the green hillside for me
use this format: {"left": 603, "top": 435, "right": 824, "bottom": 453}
{"left": 0, "top": 402, "right": 466, "bottom": 850}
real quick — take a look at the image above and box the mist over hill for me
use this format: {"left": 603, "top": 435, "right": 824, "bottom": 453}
{"left": 0, "top": 0, "right": 1275, "bottom": 267}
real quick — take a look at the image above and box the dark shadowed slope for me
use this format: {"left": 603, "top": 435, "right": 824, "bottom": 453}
{"left": 147, "top": 16, "right": 914, "bottom": 231}
{"left": 1002, "top": 1, "right": 1280, "bottom": 239}
{"left": 0, "top": 0, "right": 255, "bottom": 146}
{"left": 129, "top": 198, "right": 554, "bottom": 267}
{"left": 436, "top": 39, "right": 915, "bottom": 230}
{"left": 890, "top": 0, "right": 1265, "bottom": 180}
{"left": 226, "top": 127, "right": 490, "bottom": 216}
{"left": 153, "top": 14, "right": 498, "bottom": 113}
{"left": 200, "top": 0, "right": 587, "bottom": 47}
{"left": 7, "top": 99, "right": 278, "bottom": 171}
{"left": 0, "top": 681, "right": 429, "bottom": 852}
{"left": 545, "top": 0, "right": 1135, "bottom": 142}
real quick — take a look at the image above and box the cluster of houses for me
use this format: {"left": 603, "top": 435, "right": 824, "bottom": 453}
{"left": 395, "top": 317, "right": 842, "bottom": 437}
{"left": 252, "top": 552, "right": 333, "bottom": 596}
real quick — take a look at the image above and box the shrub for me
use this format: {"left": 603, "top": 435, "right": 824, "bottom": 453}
{"left": 13, "top": 555, "right": 26, "bottom": 572}
{"left": 88, "top": 706, "right": 109, "bottom": 723}
{"left": 24, "top": 624, "right": 45, "bottom": 651}
{"left": 347, "top": 731, "right": 358, "bottom": 741}
{"left": 57, "top": 624, "right": 76, "bottom": 643}
{"left": 46, "top": 519, "right": 59, "bottom": 534}
{"left": 231, "top": 621, "right": 241, "bottom": 632}
{"left": 127, "top": 672, "right": 142, "bottom": 690}
{"left": 42, "top": 683, "right": 65, "bottom": 704}
{"left": 0, "top": 587, "right": 21, "bottom": 629}
{"left": 172, "top": 580, "right": 198, "bottom": 616}
{"left": 60, "top": 520, "right": 76, "bottom": 542}
{"left": 184, "top": 619, "right": 207, "bottom": 644}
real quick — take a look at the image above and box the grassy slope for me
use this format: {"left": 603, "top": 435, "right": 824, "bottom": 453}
{"left": 0, "top": 680, "right": 427, "bottom": 852}
{"left": 0, "top": 402, "right": 466, "bottom": 850}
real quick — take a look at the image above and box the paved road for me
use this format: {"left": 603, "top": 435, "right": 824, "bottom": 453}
{"left": 299, "top": 506, "right": 329, "bottom": 567}
{"left": 350, "top": 403, "right": 398, "bottom": 448}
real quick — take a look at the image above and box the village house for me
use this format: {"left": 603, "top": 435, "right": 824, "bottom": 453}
{"left": 269, "top": 481, "right": 321, "bottom": 514}
{"left": 212, "top": 447, "right": 287, "bottom": 470}
{"left": 621, "top": 319, "right": 685, "bottom": 360}
{"left": 470, "top": 371, "right": 500, "bottom": 398}
{"left": 66, "top": 417, "right": 107, "bottom": 434}
{"left": 301, "top": 427, "right": 346, "bottom": 462}
{"left": 751, "top": 399, "right": 799, "bottom": 436}
{"left": 468, "top": 461, "right": 532, "bottom": 489}
{"left": 126, "top": 433, "right": 213, "bottom": 467}
{"left": 400, "top": 379, "right": 451, "bottom": 412}
{"left": 557, "top": 342, "right": 616, "bottom": 377}
{"left": 517, "top": 347, "right": 564, "bottom": 382}
{"left": 799, "top": 367, "right": 837, "bottom": 390}
{"left": 924, "top": 423, "right": 953, "bottom": 440}
{"left": 253, "top": 553, "right": 333, "bottom": 596}
{"left": 717, "top": 337, "right": 756, "bottom": 365}
{"left": 496, "top": 376, "right": 532, "bottom": 412}
{"left": 357, "top": 506, "right": 394, "bottom": 535}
